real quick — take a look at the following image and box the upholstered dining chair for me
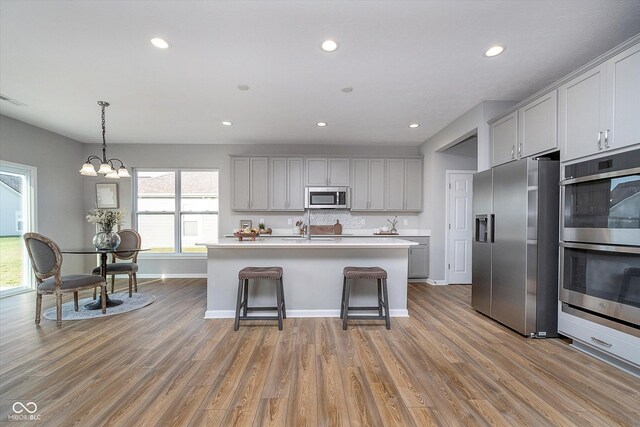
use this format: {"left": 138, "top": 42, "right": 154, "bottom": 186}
{"left": 23, "top": 233, "right": 107, "bottom": 326}
{"left": 92, "top": 229, "right": 141, "bottom": 298}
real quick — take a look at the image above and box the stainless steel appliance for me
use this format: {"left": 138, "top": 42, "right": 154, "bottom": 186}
{"left": 561, "top": 149, "right": 640, "bottom": 246}
{"left": 305, "top": 186, "right": 350, "bottom": 209}
{"left": 560, "top": 149, "right": 640, "bottom": 327}
{"left": 472, "top": 157, "right": 560, "bottom": 337}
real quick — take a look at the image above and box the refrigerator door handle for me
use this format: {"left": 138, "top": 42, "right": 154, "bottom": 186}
{"left": 489, "top": 214, "right": 495, "bottom": 243}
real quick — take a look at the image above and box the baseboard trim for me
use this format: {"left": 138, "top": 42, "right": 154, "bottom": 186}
{"left": 204, "top": 308, "right": 409, "bottom": 319}
{"left": 409, "top": 278, "right": 429, "bottom": 284}
{"left": 137, "top": 273, "right": 207, "bottom": 279}
{"left": 426, "top": 278, "right": 448, "bottom": 286}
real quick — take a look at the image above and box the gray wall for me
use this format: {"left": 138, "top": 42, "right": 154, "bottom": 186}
{"left": 420, "top": 137, "right": 478, "bottom": 282}
{"left": 418, "top": 101, "right": 517, "bottom": 282}
{"left": 0, "top": 115, "right": 86, "bottom": 274}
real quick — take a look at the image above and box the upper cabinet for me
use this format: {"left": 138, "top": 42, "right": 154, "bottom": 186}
{"left": 492, "top": 91, "right": 558, "bottom": 167}
{"left": 305, "top": 158, "right": 350, "bottom": 186}
{"left": 519, "top": 90, "right": 558, "bottom": 158}
{"left": 491, "top": 111, "right": 519, "bottom": 166}
{"left": 560, "top": 43, "right": 640, "bottom": 162}
{"left": 231, "top": 157, "right": 269, "bottom": 211}
{"left": 351, "top": 158, "right": 385, "bottom": 211}
{"left": 385, "top": 158, "right": 423, "bottom": 211}
{"left": 269, "top": 158, "right": 304, "bottom": 211}
{"left": 232, "top": 156, "right": 422, "bottom": 212}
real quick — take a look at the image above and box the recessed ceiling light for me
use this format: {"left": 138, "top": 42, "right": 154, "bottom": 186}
{"left": 316, "top": 122, "right": 328, "bottom": 127}
{"left": 341, "top": 87, "right": 353, "bottom": 93}
{"left": 321, "top": 40, "right": 339, "bottom": 52}
{"left": 150, "top": 38, "right": 169, "bottom": 49}
{"left": 238, "top": 85, "right": 250, "bottom": 91}
{"left": 222, "top": 121, "right": 233, "bottom": 126}
{"left": 409, "top": 123, "right": 420, "bottom": 128}
{"left": 484, "top": 45, "right": 505, "bottom": 57}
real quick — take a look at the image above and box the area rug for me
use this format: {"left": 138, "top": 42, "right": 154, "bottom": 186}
{"left": 42, "top": 292, "right": 156, "bottom": 320}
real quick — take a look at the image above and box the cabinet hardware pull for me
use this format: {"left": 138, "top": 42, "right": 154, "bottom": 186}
{"left": 590, "top": 337, "right": 612, "bottom": 348}
{"left": 604, "top": 129, "right": 610, "bottom": 149}
{"left": 597, "top": 131, "right": 603, "bottom": 150}
{"left": 517, "top": 143, "right": 522, "bottom": 157}
{"left": 511, "top": 146, "right": 515, "bottom": 159}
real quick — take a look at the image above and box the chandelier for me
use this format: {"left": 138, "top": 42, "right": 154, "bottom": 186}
{"left": 79, "top": 101, "right": 130, "bottom": 178}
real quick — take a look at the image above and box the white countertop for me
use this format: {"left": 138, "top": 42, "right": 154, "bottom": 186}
{"left": 201, "top": 237, "right": 419, "bottom": 249}
{"left": 223, "top": 228, "right": 431, "bottom": 238}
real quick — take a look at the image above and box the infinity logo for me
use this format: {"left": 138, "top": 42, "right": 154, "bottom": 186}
{"left": 12, "top": 402, "right": 37, "bottom": 414}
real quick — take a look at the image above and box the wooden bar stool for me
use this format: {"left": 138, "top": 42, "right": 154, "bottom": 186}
{"left": 340, "top": 266, "right": 390, "bottom": 330}
{"left": 234, "top": 267, "right": 286, "bottom": 331}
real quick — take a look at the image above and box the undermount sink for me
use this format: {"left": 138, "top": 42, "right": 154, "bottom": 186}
{"left": 281, "top": 237, "right": 304, "bottom": 240}
{"left": 309, "top": 237, "right": 335, "bottom": 241}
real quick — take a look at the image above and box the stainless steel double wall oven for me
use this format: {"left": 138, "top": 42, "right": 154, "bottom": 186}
{"left": 560, "top": 149, "right": 640, "bottom": 329}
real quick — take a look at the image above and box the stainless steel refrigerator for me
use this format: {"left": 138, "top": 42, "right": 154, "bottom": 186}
{"left": 472, "top": 157, "right": 559, "bottom": 337}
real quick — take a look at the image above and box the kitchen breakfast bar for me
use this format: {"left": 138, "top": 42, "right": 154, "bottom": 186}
{"left": 201, "top": 237, "right": 418, "bottom": 318}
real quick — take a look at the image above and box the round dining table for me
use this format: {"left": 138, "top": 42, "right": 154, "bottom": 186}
{"left": 61, "top": 247, "right": 148, "bottom": 310}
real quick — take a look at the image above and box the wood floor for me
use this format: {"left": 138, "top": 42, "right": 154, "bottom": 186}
{"left": 1, "top": 279, "right": 639, "bottom": 426}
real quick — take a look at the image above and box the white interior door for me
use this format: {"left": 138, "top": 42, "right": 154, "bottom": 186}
{"left": 447, "top": 172, "right": 473, "bottom": 284}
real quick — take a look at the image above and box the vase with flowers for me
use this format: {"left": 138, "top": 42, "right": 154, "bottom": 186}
{"left": 87, "top": 208, "right": 126, "bottom": 250}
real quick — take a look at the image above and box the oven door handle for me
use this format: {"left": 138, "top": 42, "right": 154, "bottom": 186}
{"left": 560, "top": 241, "right": 640, "bottom": 254}
{"left": 560, "top": 166, "right": 640, "bottom": 185}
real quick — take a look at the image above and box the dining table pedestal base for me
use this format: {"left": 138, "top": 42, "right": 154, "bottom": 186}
{"left": 83, "top": 295, "right": 123, "bottom": 310}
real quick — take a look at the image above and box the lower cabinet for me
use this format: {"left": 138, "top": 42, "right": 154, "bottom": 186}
{"left": 558, "top": 307, "right": 640, "bottom": 371}
{"left": 406, "top": 237, "right": 429, "bottom": 279}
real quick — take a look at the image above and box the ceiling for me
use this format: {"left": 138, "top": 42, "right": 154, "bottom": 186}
{"left": 1, "top": 1, "right": 639, "bottom": 146}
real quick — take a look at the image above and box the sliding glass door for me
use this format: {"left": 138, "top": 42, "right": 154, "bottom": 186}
{"left": 0, "top": 161, "right": 36, "bottom": 296}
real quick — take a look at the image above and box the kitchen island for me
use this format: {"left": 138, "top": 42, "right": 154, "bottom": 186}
{"left": 201, "top": 237, "right": 417, "bottom": 318}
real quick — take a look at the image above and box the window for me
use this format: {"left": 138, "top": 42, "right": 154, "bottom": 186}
{"left": 134, "top": 169, "right": 218, "bottom": 254}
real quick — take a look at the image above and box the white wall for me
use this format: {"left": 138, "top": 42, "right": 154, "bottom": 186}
{"left": 0, "top": 115, "right": 87, "bottom": 275}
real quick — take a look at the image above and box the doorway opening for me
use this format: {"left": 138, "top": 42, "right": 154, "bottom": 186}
{"left": 0, "top": 161, "right": 37, "bottom": 297}
{"left": 441, "top": 135, "right": 477, "bottom": 285}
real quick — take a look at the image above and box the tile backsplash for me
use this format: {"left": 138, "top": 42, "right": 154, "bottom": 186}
{"left": 292, "top": 210, "right": 365, "bottom": 229}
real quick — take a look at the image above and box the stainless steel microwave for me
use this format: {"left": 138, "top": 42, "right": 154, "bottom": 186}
{"left": 305, "top": 187, "right": 350, "bottom": 209}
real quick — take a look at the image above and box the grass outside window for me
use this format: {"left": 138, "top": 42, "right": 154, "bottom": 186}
{"left": 0, "top": 236, "right": 23, "bottom": 290}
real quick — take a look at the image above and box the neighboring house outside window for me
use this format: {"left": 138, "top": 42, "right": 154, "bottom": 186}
{"left": 134, "top": 169, "right": 218, "bottom": 254}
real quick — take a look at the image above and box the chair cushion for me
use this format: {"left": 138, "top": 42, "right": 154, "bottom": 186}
{"left": 38, "top": 274, "right": 105, "bottom": 291}
{"left": 238, "top": 267, "right": 283, "bottom": 280}
{"left": 92, "top": 263, "right": 138, "bottom": 274}
{"left": 343, "top": 266, "right": 387, "bottom": 279}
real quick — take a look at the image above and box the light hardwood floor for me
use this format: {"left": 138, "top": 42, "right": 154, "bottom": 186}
{"left": 0, "top": 279, "right": 638, "bottom": 426}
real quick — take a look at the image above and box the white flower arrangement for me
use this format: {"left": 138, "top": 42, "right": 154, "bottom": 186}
{"left": 86, "top": 208, "right": 126, "bottom": 233}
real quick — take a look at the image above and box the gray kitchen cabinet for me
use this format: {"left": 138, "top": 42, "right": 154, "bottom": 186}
{"left": 491, "top": 111, "right": 518, "bottom": 166}
{"left": 231, "top": 157, "right": 268, "bottom": 211}
{"left": 404, "top": 158, "right": 423, "bottom": 211}
{"left": 518, "top": 90, "right": 557, "bottom": 157}
{"left": 491, "top": 91, "right": 557, "bottom": 166}
{"left": 305, "top": 158, "right": 350, "bottom": 186}
{"left": 351, "top": 158, "right": 385, "bottom": 211}
{"left": 560, "top": 42, "right": 640, "bottom": 161}
{"left": 385, "top": 158, "right": 423, "bottom": 211}
{"left": 231, "top": 157, "right": 250, "bottom": 210}
{"left": 407, "top": 237, "right": 429, "bottom": 279}
{"left": 269, "top": 157, "right": 304, "bottom": 211}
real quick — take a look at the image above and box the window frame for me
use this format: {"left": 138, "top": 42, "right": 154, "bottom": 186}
{"left": 133, "top": 168, "right": 219, "bottom": 257}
